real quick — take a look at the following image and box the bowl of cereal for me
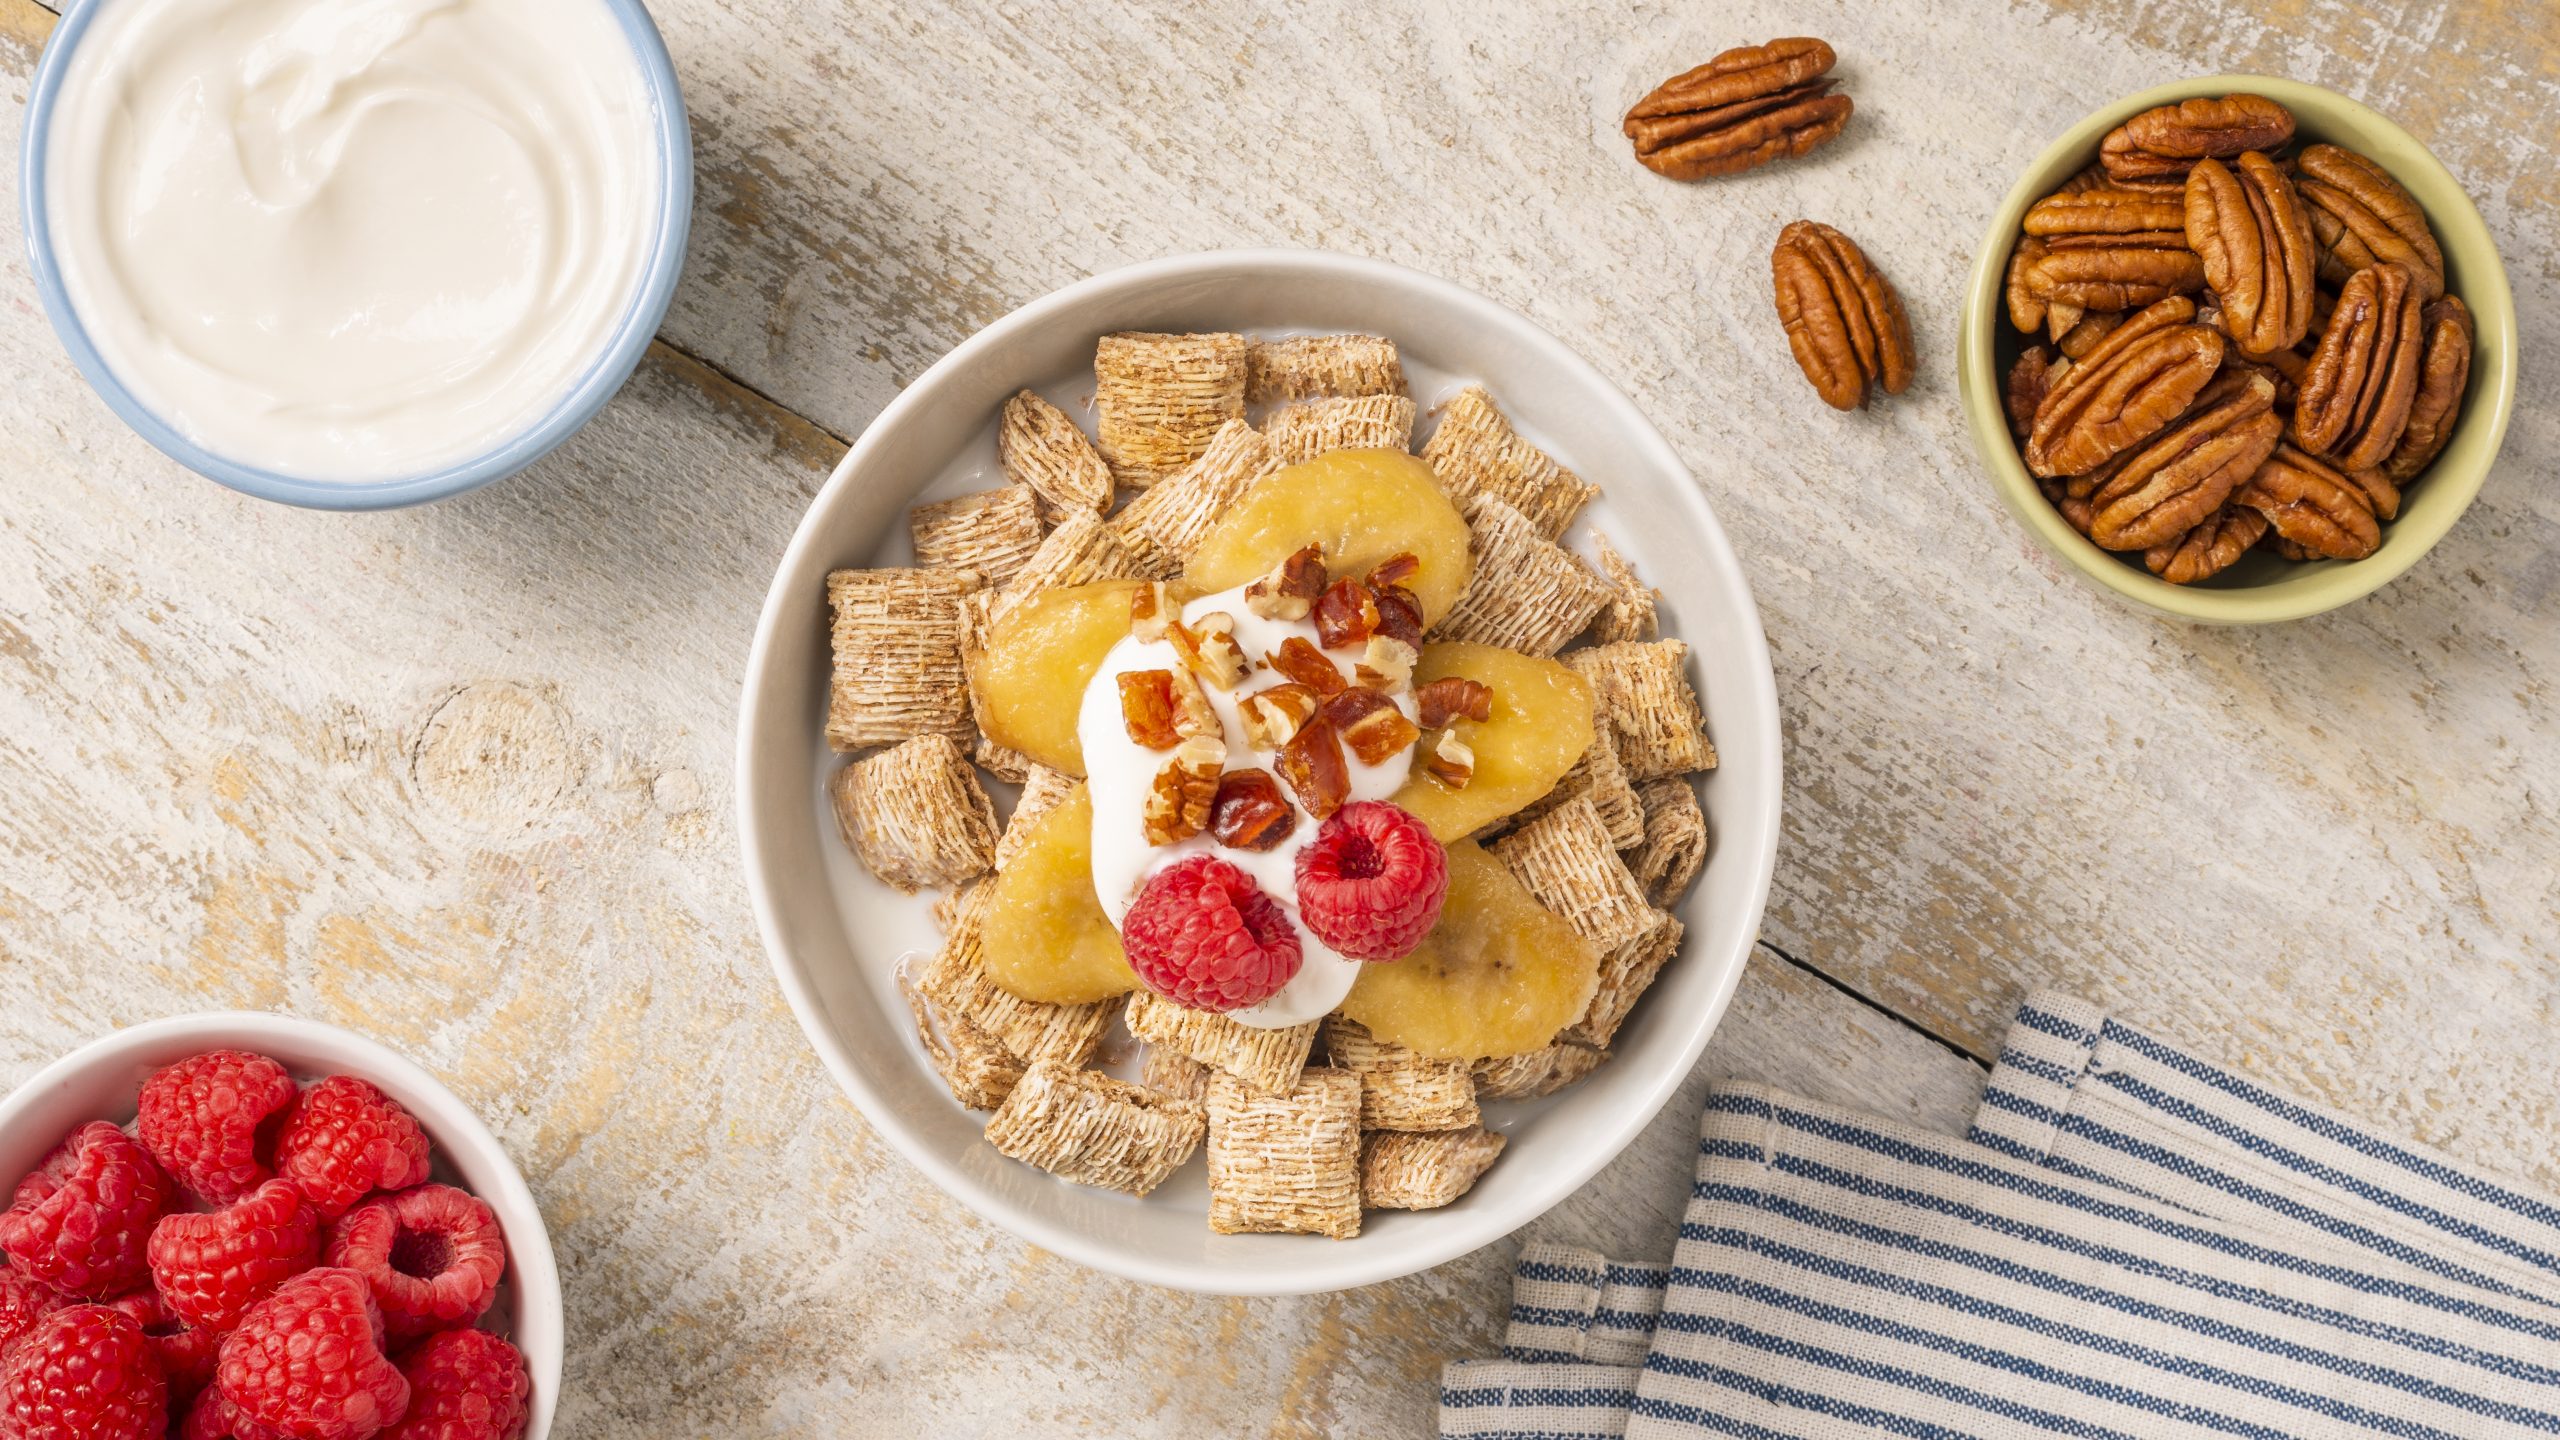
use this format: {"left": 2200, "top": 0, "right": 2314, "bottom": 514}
{"left": 737, "top": 250, "right": 1782, "bottom": 1294}
{"left": 1959, "top": 75, "right": 2516, "bottom": 622}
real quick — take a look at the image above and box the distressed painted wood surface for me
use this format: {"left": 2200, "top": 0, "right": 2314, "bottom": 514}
{"left": 2, "top": 0, "right": 2554, "bottom": 1433}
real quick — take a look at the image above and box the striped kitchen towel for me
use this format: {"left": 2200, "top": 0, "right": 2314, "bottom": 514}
{"left": 1440, "top": 1239, "right": 1661, "bottom": 1438}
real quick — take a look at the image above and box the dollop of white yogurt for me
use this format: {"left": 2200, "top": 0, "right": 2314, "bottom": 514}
{"left": 1077, "top": 584, "right": 1417, "bottom": 1029}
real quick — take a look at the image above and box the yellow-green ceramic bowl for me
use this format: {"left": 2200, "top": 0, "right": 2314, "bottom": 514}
{"left": 1959, "top": 75, "right": 2516, "bottom": 623}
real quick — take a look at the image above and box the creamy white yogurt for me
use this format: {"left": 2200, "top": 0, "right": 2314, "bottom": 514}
{"left": 1077, "top": 584, "right": 1418, "bottom": 1029}
{"left": 45, "top": 0, "right": 658, "bottom": 481}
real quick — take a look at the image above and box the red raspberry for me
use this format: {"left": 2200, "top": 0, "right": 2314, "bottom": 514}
{"left": 216, "top": 1269, "right": 408, "bottom": 1440}
{"left": 1294, "top": 801, "right": 1448, "bottom": 960}
{"left": 0, "top": 1122, "right": 175, "bottom": 1298}
{"left": 107, "top": 1289, "right": 219, "bottom": 1405}
{"left": 149, "top": 1178, "right": 323, "bottom": 1333}
{"left": 323, "top": 1188, "right": 504, "bottom": 1341}
{"left": 0, "top": 1303, "right": 167, "bottom": 1440}
{"left": 0, "top": 1267, "right": 67, "bottom": 1354}
{"left": 272, "top": 1080, "right": 431, "bottom": 1220}
{"left": 180, "top": 1389, "right": 287, "bottom": 1440}
{"left": 138, "top": 1050, "right": 300, "bottom": 1205}
{"left": 1120, "top": 856, "right": 1303, "bottom": 1011}
{"left": 381, "top": 1330, "right": 528, "bottom": 1440}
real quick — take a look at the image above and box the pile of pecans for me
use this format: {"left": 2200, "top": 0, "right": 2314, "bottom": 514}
{"left": 2000, "top": 94, "right": 2475, "bottom": 584}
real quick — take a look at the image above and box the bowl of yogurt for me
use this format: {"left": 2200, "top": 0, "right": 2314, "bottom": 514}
{"left": 20, "top": 0, "right": 692, "bottom": 510}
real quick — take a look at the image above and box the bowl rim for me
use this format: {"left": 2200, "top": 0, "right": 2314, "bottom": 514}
{"left": 0, "top": 1010, "right": 564, "bottom": 1438}
{"left": 14, "top": 0, "right": 696, "bottom": 512}
{"left": 1956, "top": 73, "right": 2518, "bottom": 623}
{"left": 734, "top": 246, "right": 1784, "bottom": 1294}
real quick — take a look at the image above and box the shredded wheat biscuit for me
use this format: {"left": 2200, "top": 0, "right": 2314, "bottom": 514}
{"left": 830, "top": 736, "right": 999, "bottom": 893}
{"left": 973, "top": 736, "right": 1036, "bottom": 784}
{"left": 1362, "top": 1127, "right": 1506, "bottom": 1210}
{"left": 1140, "top": 1045, "right": 1213, "bottom": 1103}
{"left": 1263, "top": 394, "right": 1418, "bottom": 466}
{"left": 905, "top": 981, "right": 1025, "bottom": 1111}
{"left": 1124, "top": 990, "right": 1317, "bottom": 1095}
{"left": 1565, "top": 640, "right": 1717, "bottom": 780}
{"left": 1428, "top": 496, "right": 1612, "bottom": 656}
{"left": 984, "top": 1062, "right": 1205, "bottom": 1196}
{"left": 1563, "top": 910, "right": 1683, "bottom": 1049}
{"left": 930, "top": 879, "right": 980, "bottom": 936}
{"left": 1628, "top": 778, "right": 1707, "bottom": 906}
{"left": 994, "top": 767, "right": 1080, "bottom": 871}
{"left": 921, "top": 884, "right": 1117, "bottom": 1068}
{"left": 1094, "top": 332, "right": 1248, "bottom": 488}
{"left": 1246, "top": 334, "right": 1407, "bottom": 404}
{"left": 825, "top": 568, "right": 980, "bottom": 750}
{"left": 999, "top": 390, "right": 1114, "bottom": 522}
{"left": 997, "top": 511, "right": 1142, "bottom": 613}
{"left": 1321, "top": 1017, "right": 1480, "bottom": 1132}
{"left": 1206, "top": 1068, "right": 1363, "bottom": 1238}
{"left": 1419, "top": 386, "right": 1599, "bottom": 539}
{"left": 1490, "top": 795, "right": 1656, "bottom": 951}
{"left": 1112, "top": 419, "right": 1277, "bottom": 578}
{"left": 1472, "top": 1044, "right": 1606, "bottom": 1101}
{"left": 1513, "top": 716, "right": 1644, "bottom": 850}
{"left": 1588, "top": 533, "right": 1660, "bottom": 645}
{"left": 910, "top": 485, "right": 1045, "bottom": 586}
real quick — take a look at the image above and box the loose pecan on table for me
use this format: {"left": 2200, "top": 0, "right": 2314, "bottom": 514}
{"left": 2098, "top": 94, "right": 2294, "bottom": 183}
{"left": 2380, "top": 295, "right": 2473, "bottom": 485}
{"left": 2183, "top": 152, "right": 2316, "bottom": 356}
{"left": 2144, "top": 504, "right": 2270, "bottom": 585}
{"left": 2085, "top": 370, "right": 2283, "bottom": 552}
{"left": 1771, "top": 220, "right": 1914, "bottom": 410}
{"left": 2025, "top": 296, "right": 2225, "bottom": 478}
{"left": 2293, "top": 261, "right": 2424, "bottom": 471}
{"left": 2232, "top": 443, "right": 2382, "bottom": 560}
{"left": 1624, "top": 38, "right": 1851, "bottom": 181}
{"left": 2295, "top": 144, "right": 2445, "bottom": 300}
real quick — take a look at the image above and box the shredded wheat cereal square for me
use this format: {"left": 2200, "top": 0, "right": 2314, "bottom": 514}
{"left": 1489, "top": 795, "right": 1655, "bottom": 951}
{"left": 1245, "top": 334, "right": 1407, "bottom": 404}
{"left": 997, "top": 511, "right": 1142, "bottom": 614}
{"left": 830, "top": 736, "right": 999, "bottom": 893}
{"left": 1206, "top": 1067, "right": 1363, "bottom": 1238}
{"left": 1563, "top": 910, "right": 1682, "bottom": 1049}
{"left": 920, "top": 884, "right": 1118, "bottom": 1068}
{"left": 1362, "top": 1127, "right": 1506, "bottom": 1210}
{"left": 1124, "top": 990, "right": 1317, "bottom": 1095}
{"left": 1094, "top": 332, "right": 1247, "bottom": 488}
{"left": 1472, "top": 1044, "right": 1606, "bottom": 1101}
{"left": 1263, "top": 394, "right": 1418, "bottom": 466}
{"left": 825, "top": 568, "right": 980, "bottom": 750}
{"left": 904, "top": 981, "right": 1026, "bottom": 1111}
{"left": 909, "top": 485, "right": 1045, "bottom": 586}
{"left": 1419, "top": 385, "right": 1598, "bottom": 539}
{"left": 1565, "top": 640, "right": 1716, "bottom": 780}
{"left": 1112, "top": 419, "right": 1276, "bottom": 578}
{"left": 984, "top": 1062, "right": 1205, "bottom": 1196}
{"left": 1429, "top": 496, "right": 1612, "bottom": 657}
{"left": 994, "top": 768, "right": 1079, "bottom": 872}
{"left": 999, "top": 390, "right": 1114, "bottom": 523}
{"left": 1140, "top": 1045, "right": 1213, "bottom": 1103}
{"left": 1512, "top": 714, "right": 1644, "bottom": 850}
{"left": 973, "top": 736, "right": 1036, "bottom": 784}
{"left": 1588, "top": 533, "right": 1659, "bottom": 645}
{"left": 1321, "top": 1017, "right": 1480, "bottom": 1132}
{"left": 1628, "top": 778, "right": 1707, "bottom": 906}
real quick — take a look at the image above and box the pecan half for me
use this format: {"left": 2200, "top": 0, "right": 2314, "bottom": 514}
{"left": 1772, "top": 220, "right": 1914, "bottom": 410}
{"left": 2039, "top": 479, "right": 2096, "bottom": 536}
{"left": 2099, "top": 94, "right": 2295, "bottom": 183}
{"left": 2026, "top": 244, "right": 2206, "bottom": 312}
{"left": 2184, "top": 152, "right": 2316, "bottom": 356}
{"left": 2086, "top": 371, "right": 2282, "bottom": 551}
{"left": 2056, "top": 312, "right": 2126, "bottom": 360}
{"left": 2144, "top": 504, "right": 2270, "bottom": 585}
{"left": 2025, "top": 296, "right": 2225, "bottom": 478}
{"left": 2005, "top": 347, "right": 2056, "bottom": 443}
{"left": 2233, "top": 443, "right": 2381, "bottom": 560}
{"left": 2380, "top": 295, "right": 2472, "bottom": 486}
{"left": 2006, "top": 237, "right": 2051, "bottom": 334}
{"left": 2025, "top": 187, "right": 2188, "bottom": 239}
{"left": 2295, "top": 145, "right": 2444, "bottom": 300}
{"left": 2294, "top": 262, "right": 2424, "bottom": 471}
{"left": 1623, "top": 38, "right": 1851, "bottom": 180}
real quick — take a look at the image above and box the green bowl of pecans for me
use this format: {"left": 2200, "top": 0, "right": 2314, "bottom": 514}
{"left": 1958, "top": 74, "right": 2516, "bottom": 623}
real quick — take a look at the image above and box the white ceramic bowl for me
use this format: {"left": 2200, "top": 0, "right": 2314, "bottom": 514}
{"left": 737, "top": 249, "right": 1782, "bottom": 1295}
{"left": 0, "top": 1013, "right": 563, "bottom": 1438}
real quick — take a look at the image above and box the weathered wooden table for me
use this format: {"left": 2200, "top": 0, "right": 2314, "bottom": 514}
{"left": 4, "top": 0, "right": 2553, "bottom": 1432}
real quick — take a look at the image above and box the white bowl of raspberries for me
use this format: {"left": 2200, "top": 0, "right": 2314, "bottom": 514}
{"left": 0, "top": 1013, "right": 561, "bottom": 1440}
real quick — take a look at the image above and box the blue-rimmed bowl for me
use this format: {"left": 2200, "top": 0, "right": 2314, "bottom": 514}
{"left": 17, "top": 0, "right": 693, "bottom": 512}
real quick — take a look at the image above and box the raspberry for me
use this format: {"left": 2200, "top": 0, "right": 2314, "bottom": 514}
{"left": 0, "top": 1122, "right": 175, "bottom": 1299}
{"left": 107, "top": 1289, "right": 219, "bottom": 1405}
{"left": 0, "top": 1303, "right": 168, "bottom": 1440}
{"left": 138, "top": 1050, "right": 300, "bottom": 1205}
{"left": 1121, "top": 856, "right": 1303, "bottom": 1011}
{"left": 149, "top": 1178, "right": 323, "bottom": 1333}
{"left": 381, "top": 1330, "right": 529, "bottom": 1440}
{"left": 323, "top": 1187, "right": 504, "bottom": 1341}
{"left": 216, "top": 1269, "right": 408, "bottom": 1440}
{"left": 0, "top": 1267, "right": 67, "bottom": 1355}
{"left": 181, "top": 1389, "right": 287, "bottom": 1440}
{"left": 1294, "top": 801, "right": 1449, "bottom": 960}
{"left": 272, "top": 1080, "right": 431, "bottom": 1220}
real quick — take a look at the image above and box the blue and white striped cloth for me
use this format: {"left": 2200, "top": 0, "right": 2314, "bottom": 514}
{"left": 1442, "top": 990, "right": 2560, "bottom": 1439}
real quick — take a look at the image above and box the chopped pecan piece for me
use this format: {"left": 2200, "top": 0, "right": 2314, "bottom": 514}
{"left": 1238, "top": 683, "right": 1320, "bottom": 751}
{"left": 2099, "top": 93, "right": 2294, "bottom": 183}
{"left": 1244, "top": 545, "right": 1327, "bottom": 622}
{"left": 1167, "top": 612, "right": 1252, "bottom": 689}
{"left": 2086, "top": 371, "right": 2283, "bottom": 552}
{"left": 2295, "top": 145, "right": 2444, "bottom": 300}
{"left": 2026, "top": 296, "right": 2225, "bottom": 478}
{"left": 2381, "top": 296, "right": 2472, "bottom": 485}
{"left": 1771, "top": 220, "right": 1914, "bottom": 410}
{"left": 2233, "top": 443, "right": 2381, "bottom": 560}
{"left": 1142, "top": 735, "right": 1225, "bottom": 845}
{"left": 1265, "top": 637, "right": 1346, "bottom": 696}
{"left": 1129, "top": 581, "right": 1171, "bottom": 642}
{"left": 2025, "top": 187, "right": 2189, "bottom": 238}
{"left": 2184, "top": 152, "right": 2316, "bottom": 356}
{"left": 1415, "top": 677, "right": 1495, "bottom": 729}
{"left": 1208, "top": 769, "right": 1296, "bottom": 852}
{"left": 1118, "top": 670, "right": 1181, "bottom": 750}
{"left": 1622, "top": 38, "right": 1851, "bottom": 181}
{"left": 1167, "top": 665, "right": 1220, "bottom": 740}
{"left": 1424, "top": 730, "right": 1475, "bottom": 790}
{"left": 1366, "top": 553, "right": 1421, "bottom": 591}
{"left": 1321, "top": 688, "right": 1422, "bottom": 766}
{"left": 2294, "top": 262, "right": 2424, "bottom": 471}
{"left": 1275, "top": 716, "right": 1351, "bottom": 820}
{"left": 1370, "top": 585, "right": 1425, "bottom": 651}
{"left": 1354, "top": 636, "right": 1418, "bottom": 692}
{"left": 2144, "top": 504, "right": 2271, "bottom": 585}
{"left": 1312, "top": 579, "right": 1381, "bottom": 649}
